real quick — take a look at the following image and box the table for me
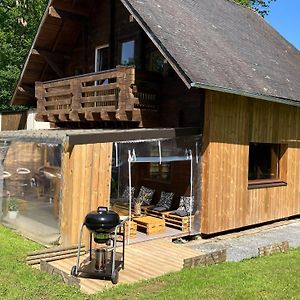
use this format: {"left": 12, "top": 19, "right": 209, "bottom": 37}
{"left": 133, "top": 216, "right": 165, "bottom": 235}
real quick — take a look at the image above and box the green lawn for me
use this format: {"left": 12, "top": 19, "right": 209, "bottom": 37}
{"left": 0, "top": 225, "right": 300, "bottom": 300}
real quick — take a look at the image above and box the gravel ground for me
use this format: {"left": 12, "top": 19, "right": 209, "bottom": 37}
{"left": 187, "top": 220, "right": 300, "bottom": 262}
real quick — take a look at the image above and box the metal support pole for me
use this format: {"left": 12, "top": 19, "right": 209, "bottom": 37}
{"left": 89, "top": 232, "right": 93, "bottom": 261}
{"left": 76, "top": 223, "right": 85, "bottom": 270}
{"left": 158, "top": 140, "right": 162, "bottom": 165}
{"left": 128, "top": 150, "right": 132, "bottom": 245}
{"left": 189, "top": 150, "right": 193, "bottom": 232}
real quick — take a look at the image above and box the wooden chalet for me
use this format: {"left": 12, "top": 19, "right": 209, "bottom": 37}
{"left": 3, "top": 0, "right": 300, "bottom": 246}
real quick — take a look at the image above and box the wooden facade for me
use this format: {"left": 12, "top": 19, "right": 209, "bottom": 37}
{"left": 201, "top": 90, "right": 300, "bottom": 234}
{"left": 14, "top": 0, "right": 203, "bottom": 128}
{"left": 60, "top": 142, "right": 112, "bottom": 246}
{"left": 8, "top": 0, "right": 300, "bottom": 242}
{"left": 0, "top": 111, "right": 27, "bottom": 131}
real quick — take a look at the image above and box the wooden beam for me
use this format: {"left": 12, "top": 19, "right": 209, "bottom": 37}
{"left": 32, "top": 49, "right": 65, "bottom": 78}
{"left": 17, "top": 85, "right": 34, "bottom": 97}
{"left": 48, "top": 6, "right": 88, "bottom": 23}
{"left": 39, "top": 20, "right": 66, "bottom": 81}
{"left": 32, "top": 48, "right": 70, "bottom": 61}
{"left": 50, "top": 3, "right": 90, "bottom": 17}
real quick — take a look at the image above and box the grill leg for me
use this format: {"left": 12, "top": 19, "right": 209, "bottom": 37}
{"left": 89, "top": 232, "right": 93, "bottom": 261}
{"left": 75, "top": 223, "right": 85, "bottom": 271}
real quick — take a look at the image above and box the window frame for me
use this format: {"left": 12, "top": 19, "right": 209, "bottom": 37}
{"left": 147, "top": 162, "right": 172, "bottom": 183}
{"left": 247, "top": 142, "right": 288, "bottom": 189}
{"left": 94, "top": 44, "right": 109, "bottom": 73}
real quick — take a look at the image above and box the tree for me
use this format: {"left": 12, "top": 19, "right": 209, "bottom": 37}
{"left": 235, "top": 0, "right": 276, "bottom": 17}
{"left": 0, "top": 0, "right": 47, "bottom": 110}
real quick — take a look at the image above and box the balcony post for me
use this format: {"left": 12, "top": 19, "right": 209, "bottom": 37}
{"left": 69, "top": 78, "right": 82, "bottom": 121}
{"left": 115, "top": 66, "right": 127, "bottom": 120}
{"left": 35, "top": 82, "right": 46, "bottom": 122}
{"left": 116, "top": 65, "right": 137, "bottom": 121}
{"left": 125, "top": 66, "right": 137, "bottom": 111}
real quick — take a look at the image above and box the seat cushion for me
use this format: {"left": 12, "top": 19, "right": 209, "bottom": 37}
{"left": 121, "top": 186, "right": 135, "bottom": 202}
{"left": 137, "top": 186, "right": 155, "bottom": 205}
{"left": 155, "top": 191, "right": 174, "bottom": 210}
{"left": 153, "top": 206, "right": 167, "bottom": 212}
{"left": 173, "top": 196, "right": 194, "bottom": 216}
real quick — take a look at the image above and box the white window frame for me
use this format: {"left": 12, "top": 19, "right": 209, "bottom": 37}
{"left": 94, "top": 44, "right": 109, "bottom": 73}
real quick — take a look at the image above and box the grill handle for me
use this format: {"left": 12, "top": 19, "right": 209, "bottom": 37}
{"left": 97, "top": 206, "right": 108, "bottom": 213}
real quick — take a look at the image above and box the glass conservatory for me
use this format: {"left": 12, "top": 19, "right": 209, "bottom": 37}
{"left": 0, "top": 139, "right": 61, "bottom": 244}
{"left": 110, "top": 135, "right": 202, "bottom": 242}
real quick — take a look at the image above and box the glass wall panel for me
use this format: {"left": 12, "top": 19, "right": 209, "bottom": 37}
{"left": 0, "top": 141, "right": 62, "bottom": 244}
{"left": 110, "top": 135, "right": 202, "bottom": 232}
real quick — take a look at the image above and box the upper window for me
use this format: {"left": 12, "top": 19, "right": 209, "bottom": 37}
{"left": 148, "top": 51, "right": 164, "bottom": 73}
{"left": 95, "top": 45, "right": 109, "bottom": 72}
{"left": 120, "top": 40, "right": 135, "bottom": 66}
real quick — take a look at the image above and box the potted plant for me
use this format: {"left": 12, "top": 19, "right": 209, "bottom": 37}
{"left": 133, "top": 191, "right": 153, "bottom": 216}
{"left": 7, "top": 194, "right": 18, "bottom": 219}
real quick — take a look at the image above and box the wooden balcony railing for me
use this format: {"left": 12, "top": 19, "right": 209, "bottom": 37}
{"left": 35, "top": 66, "right": 159, "bottom": 123}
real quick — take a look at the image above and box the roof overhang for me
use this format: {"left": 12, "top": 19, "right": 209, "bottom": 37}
{"left": 0, "top": 127, "right": 202, "bottom": 147}
{"left": 191, "top": 82, "right": 300, "bottom": 107}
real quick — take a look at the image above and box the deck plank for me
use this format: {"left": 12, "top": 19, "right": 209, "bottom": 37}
{"left": 42, "top": 238, "right": 202, "bottom": 294}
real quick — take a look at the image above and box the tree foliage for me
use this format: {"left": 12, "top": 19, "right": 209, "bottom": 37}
{"left": 0, "top": 0, "right": 47, "bottom": 110}
{"left": 234, "top": 0, "right": 276, "bottom": 17}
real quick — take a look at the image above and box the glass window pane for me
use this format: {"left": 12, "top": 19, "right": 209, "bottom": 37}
{"left": 248, "top": 143, "right": 280, "bottom": 180}
{"left": 95, "top": 46, "right": 109, "bottom": 72}
{"left": 121, "top": 40, "right": 135, "bottom": 66}
{"left": 149, "top": 51, "right": 164, "bottom": 73}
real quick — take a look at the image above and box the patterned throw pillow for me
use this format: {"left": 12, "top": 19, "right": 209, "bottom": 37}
{"left": 155, "top": 191, "right": 174, "bottom": 210}
{"left": 121, "top": 186, "right": 135, "bottom": 202}
{"left": 137, "top": 186, "right": 155, "bottom": 205}
{"left": 174, "top": 196, "right": 194, "bottom": 216}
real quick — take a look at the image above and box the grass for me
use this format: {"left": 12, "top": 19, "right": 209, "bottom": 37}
{"left": 0, "top": 225, "right": 300, "bottom": 300}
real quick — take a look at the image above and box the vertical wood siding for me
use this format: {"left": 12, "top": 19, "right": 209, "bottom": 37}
{"left": 201, "top": 90, "right": 300, "bottom": 234}
{"left": 1, "top": 112, "right": 27, "bottom": 131}
{"left": 60, "top": 142, "right": 113, "bottom": 246}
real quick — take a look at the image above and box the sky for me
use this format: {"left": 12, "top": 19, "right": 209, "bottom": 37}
{"left": 265, "top": 0, "right": 300, "bottom": 50}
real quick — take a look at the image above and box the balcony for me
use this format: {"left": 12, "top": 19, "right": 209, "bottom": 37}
{"left": 35, "top": 66, "right": 159, "bottom": 124}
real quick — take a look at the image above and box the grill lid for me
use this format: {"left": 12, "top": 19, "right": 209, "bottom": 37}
{"left": 84, "top": 207, "right": 120, "bottom": 233}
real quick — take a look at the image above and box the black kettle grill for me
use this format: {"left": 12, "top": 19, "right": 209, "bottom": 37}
{"left": 71, "top": 207, "right": 127, "bottom": 284}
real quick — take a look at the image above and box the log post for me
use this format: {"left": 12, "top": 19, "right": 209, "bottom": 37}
{"left": 125, "top": 66, "right": 138, "bottom": 111}
{"left": 69, "top": 78, "right": 82, "bottom": 121}
{"left": 35, "top": 82, "right": 46, "bottom": 122}
{"left": 115, "top": 65, "right": 128, "bottom": 121}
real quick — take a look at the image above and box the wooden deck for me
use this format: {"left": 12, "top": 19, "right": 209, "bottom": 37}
{"left": 43, "top": 238, "right": 202, "bottom": 294}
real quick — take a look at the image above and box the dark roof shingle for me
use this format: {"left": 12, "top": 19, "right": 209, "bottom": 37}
{"left": 122, "top": 0, "right": 300, "bottom": 104}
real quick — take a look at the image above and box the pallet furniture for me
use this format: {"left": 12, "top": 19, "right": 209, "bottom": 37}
{"left": 164, "top": 212, "right": 194, "bottom": 232}
{"left": 133, "top": 216, "right": 165, "bottom": 235}
{"left": 142, "top": 207, "right": 194, "bottom": 232}
{"left": 124, "top": 220, "right": 137, "bottom": 239}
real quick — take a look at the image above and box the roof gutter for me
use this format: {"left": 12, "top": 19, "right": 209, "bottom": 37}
{"left": 191, "top": 82, "right": 300, "bottom": 107}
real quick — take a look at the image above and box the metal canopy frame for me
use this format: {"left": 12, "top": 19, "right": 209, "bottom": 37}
{"left": 127, "top": 147, "right": 194, "bottom": 243}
